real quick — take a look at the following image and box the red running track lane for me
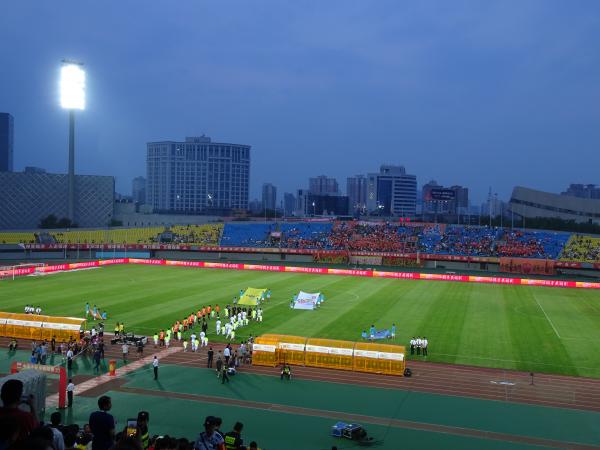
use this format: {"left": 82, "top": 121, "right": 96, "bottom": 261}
{"left": 3, "top": 337, "right": 600, "bottom": 412}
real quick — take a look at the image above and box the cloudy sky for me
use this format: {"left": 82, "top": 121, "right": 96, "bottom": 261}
{"left": 1, "top": 1, "right": 599, "bottom": 204}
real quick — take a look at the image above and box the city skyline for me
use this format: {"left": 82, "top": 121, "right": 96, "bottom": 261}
{"left": 1, "top": 2, "right": 600, "bottom": 205}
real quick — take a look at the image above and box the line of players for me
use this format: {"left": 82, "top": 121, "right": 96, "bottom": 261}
{"left": 152, "top": 304, "right": 264, "bottom": 350}
{"left": 23, "top": 305, "right": 43, "bottom": 315}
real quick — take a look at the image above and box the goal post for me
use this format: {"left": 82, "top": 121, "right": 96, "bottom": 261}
{"left": 0, "top": 263, "right": 47, "bottom": 281}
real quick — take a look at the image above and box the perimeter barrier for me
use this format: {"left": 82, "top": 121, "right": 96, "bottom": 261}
{"left": 252, "top": 334, "right": 405, "bottom": 376}
{"left": 5, "top": 257, "right": 599, "bottom": 290}
{"left": 0, "top": 312, "right": 85, "bottom": 341}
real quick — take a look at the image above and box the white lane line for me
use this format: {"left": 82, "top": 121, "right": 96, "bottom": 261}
{"left": 45, "top": 346, "right": 182, "bottom": 408}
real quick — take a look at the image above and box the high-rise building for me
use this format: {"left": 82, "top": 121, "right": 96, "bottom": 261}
{"left": 262, "top": 183, "right": 277, "bottom": 211}
{"left": 309, "top": 175, "right": 339, "bottom": 196}
{"left": 366, "top": 165, "right": 417, "bottom": 217}
{"left": 132, "top": 176, "right": 146, "bottom": 204}
{"left": 283, "top": 192, "right": 296, "bottom": 216}
{"left": 449, "top": 185, "right": 469, "bottom": 215}
{"left": 562, "top": 184, "right": 600, "bottom": 200}
{"left": 422, "top": 181, "right": 469, "bottom": 215}
{"left": 346, "top": 175, "right": 367, "bottom": 213}
{"left": 421, "top": 180, "right": 441, "bottom": 214}
{"left": 147, "top": 136, "right": 250, "bottom": 213}
{"left": 294, "top": 189, "right": 348, "bottom": 216}
{"left": 0, "top": 113, "right": 14, "bottom": 172}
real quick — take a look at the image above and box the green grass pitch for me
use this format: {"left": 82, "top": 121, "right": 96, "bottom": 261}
{"left": 1, "top": 264, "right": 600, "bottom": 378}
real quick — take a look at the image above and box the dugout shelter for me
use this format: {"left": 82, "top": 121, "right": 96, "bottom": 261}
{"left": 0, "top": 312, "right": 85, "bottom": 341}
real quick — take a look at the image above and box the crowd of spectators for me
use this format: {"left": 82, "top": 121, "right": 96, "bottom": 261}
{"left": 560, "top": 235, "right": 600, "bottom": 262}
{"left": 216, "top": 222, "right": 581, "bottom": 259}
{"left": 326, "top": 222, "right": 419, "bottom": 252}
{"left": 420, "top": 226, "right": 500, "bottom": 256}
{"left": 220, "top": 223, "right": 276, "bottom": 247}
{"left": 169, "top": 225, "right": 222, "bottom": 246}
{"left": 496, "top": 231, "right": 568, "bottom": 259}
{"left": 279, "top": 223, "right": 332, "bottom": 249}
{"left": 0, "top": 379, "right": 262, "bottom": 450}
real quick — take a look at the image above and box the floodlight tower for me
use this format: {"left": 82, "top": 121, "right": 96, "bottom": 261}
{"left": 60, "top": 60, "right": 86, "bottom": 224}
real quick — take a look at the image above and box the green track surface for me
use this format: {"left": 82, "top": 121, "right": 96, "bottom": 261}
{"left": 0, "top": 348, "right": 127, "bottom": 376}
{"left": 57, "top": 390, "right": 550, "bottom": 450}
{"left": 46, "top": 364, "right": 600, "bottom": 450}
{"left": 120, "top": 364, "right": 600, "bottom": 446}
{"left": 2, "top": 264, "right": 600, "bottom": 377}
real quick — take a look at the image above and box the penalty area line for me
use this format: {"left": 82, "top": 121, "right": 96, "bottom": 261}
{"left": 533, "top": 294, "right": 561, "bottom": 339}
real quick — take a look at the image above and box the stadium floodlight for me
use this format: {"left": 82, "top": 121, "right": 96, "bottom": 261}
{"left": 60, "top": 60, "right": 85, "bottom": 224}
{"left": 60, "top": 63, "right": 86, "bottom": 110}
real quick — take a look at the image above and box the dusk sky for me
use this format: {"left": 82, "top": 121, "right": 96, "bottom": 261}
{"left": 2, "top": 1, "right": 599, "bottom": 204}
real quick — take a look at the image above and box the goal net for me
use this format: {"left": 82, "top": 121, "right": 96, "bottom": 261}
{"left": 0, "top": 263, "right": 47, "bottom": 280}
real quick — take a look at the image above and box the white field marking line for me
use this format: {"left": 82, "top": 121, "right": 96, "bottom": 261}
{"left": 533, "top": 294, "right": 561, "bottom": 339}
{"left": 511, "top": 305, "right": 587, "bottom": 341}
{"left": 431, "top": 353, "right": 600, "bottom": 371}
{"left": 45, "top": 346, "right": 181, "bottom": 408}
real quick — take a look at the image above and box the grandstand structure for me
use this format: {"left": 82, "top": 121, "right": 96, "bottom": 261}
{"left": 1, "top": 221, "right": 599, "bottom": 271}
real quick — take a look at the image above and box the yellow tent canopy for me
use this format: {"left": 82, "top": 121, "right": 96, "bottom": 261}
{"left": 238, "top": 288, "right": 266, "bottom": 306}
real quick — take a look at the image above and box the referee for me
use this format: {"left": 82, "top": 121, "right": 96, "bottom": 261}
{"left": 152, "top": 356, "right": 159, "bottom": 380}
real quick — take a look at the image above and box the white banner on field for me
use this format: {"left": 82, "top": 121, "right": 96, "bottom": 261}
{"left": 305, "top": 345, "right": 353, "bottom": 356}
{"left": 252, "top": 344, "right": 276, "bottom": 353}
{"left": 42, "top": 322, "right": 81, "bottom": 331}
{"left": 293, "top": 291, "right": 321, "bottom": 310}
{"left": 378, "top": 352, "right": 404, "bottom": 361}
{"left": 279, "top": 342, "right": 305, "bottom": 351}
{"left": 353, "top": 350, "right": 405, "bottom": 361}
{"left": 353, "top": 350, "right": 379, "bottom": 358}
{"left": 6, "top": 319, "right": 43, "bottom": 328}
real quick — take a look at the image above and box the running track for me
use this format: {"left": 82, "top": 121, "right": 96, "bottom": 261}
{"left": 3, "top": 337, "right": 600, "bottom": 412}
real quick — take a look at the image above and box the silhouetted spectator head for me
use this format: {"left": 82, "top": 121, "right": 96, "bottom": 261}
{"left": 1, "top": 379, "right": 23, "bottom": 407}
{"left": 50, "top": 411, "right": 62, "bottom": 427}
{"left": 64, "top": 431, "right": 77, "bottom": 449}
{"left": 98, "top": 395, "right": 111, "bottom": 411}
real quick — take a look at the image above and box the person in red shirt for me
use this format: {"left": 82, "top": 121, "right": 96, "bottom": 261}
{"left": 0, "top": 379, "right": 39, "bottom": 442}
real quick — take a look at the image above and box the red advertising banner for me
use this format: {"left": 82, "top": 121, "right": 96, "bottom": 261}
{"left": 327, "top": 268, "right": 373, "bottom": 277}
{"left": 98, "top": 258, "right": 129, "bottom": 266}
{"left": 4, "top": 257, "right": 600, "bottom": 290}
{"left": 243, "top": 264, "right": 285, "bottom": 272}
{"left": 203, "top": 262, "right": 244, "bottom": 270}
{"left": 38, "top": 264, "right": 70, "bottom": 273}
{"left": 520, "top": 278, "right": 576, "bottom": 288}
{"left": 128, "top": 258, "right": 166, "bottom": 265}
{"left": 68, "top": 261, "right": 100, "bottom": 270}
{"left": 0, "top": 267, "right": 36, "bottom": 278}
{"left": 419, "top": 273, "right": 470, "bottom": 282}
{"left": 284, "top": 266, "right": 328, "bottom": 274}
{"left": 372, "top": 271, "right": 420, "bottom": 280}
{"left": 165, "top": 260, "right": 205, "bottom": 268}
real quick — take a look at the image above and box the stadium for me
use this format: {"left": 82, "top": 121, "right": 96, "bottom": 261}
{"left": 1, "top": 221, "right": 600, "bottom": 449}
{"left": 3, "top": 3, "right": 600, "bottom": 450}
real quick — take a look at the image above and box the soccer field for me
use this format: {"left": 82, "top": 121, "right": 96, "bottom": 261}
{"left": 1, "top": 264, "right": 600, "bottom": 378}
